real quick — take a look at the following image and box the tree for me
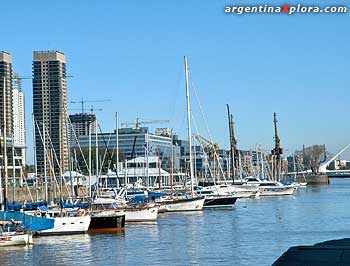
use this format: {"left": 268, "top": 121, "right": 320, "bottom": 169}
{"left": 296, "top": 144, "right": 327, "bottom": 175}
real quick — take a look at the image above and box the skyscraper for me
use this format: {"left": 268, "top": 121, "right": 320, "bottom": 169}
{"left": 33, "top": 51, "right": 68, "bottom": 176}
{"left": 0, "top": 51, "right": 13, "bottom": 138}
{"left": 12, "top": 73, "right": 26, "bottom": 166}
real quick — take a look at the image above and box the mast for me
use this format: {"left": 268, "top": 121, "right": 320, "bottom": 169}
{"left": 184, "top": 56, "right": 194, "bottom": 196}
{"left": 95, "top": 118, "right": 98, "bottom": 178}
{"left": 43, "top": 122, "right": 48, "bottom": 201}
{"left": 146, "top": 133, "right": 149, "bottom": 188}
{"left": 293, "top": 154, "right": 296, "bottom": 180}
{"left": 158, "top": 149, "right": 161, "bottom": 189}
{"left": 2, "top": 75, "right": 8, "bottom": 210}
{"left": 12, "top": 134, "right": 15, "bottom": 202}
{"left": 88, "top": 121, "right": 92, "bottom": 197}
{"left": 59, "top": 93, "right": 64, "bottom": 205}
{"left": 66, "top": 117, "right": 74, "bottom": 198}
{"left": 115, "top": 112, "right": 119, "bottom": 173}
{"left": 170, "top": 129, "right": 173, "bottom": 190}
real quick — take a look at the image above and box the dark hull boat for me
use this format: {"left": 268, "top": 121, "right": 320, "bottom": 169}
{"left": 204, "top": 195, "right": 238, "bottom": 209}
{"left": 88, "top": 210, "right": 125, "bottom": 233}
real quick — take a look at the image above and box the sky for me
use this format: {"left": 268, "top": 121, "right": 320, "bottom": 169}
{"left": 1, "top": 0, "right": 349, "bottom": 164}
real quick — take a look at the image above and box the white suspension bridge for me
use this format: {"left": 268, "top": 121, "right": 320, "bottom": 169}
{"left": 318, "top": 144, "right": 350, "bottom": 176}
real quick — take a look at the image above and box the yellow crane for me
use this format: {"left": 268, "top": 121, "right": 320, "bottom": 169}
{"left": 193, "top": 134, "right": 219, "bottom": 160}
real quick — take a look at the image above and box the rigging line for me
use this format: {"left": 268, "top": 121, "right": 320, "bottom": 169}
{"left": 106, "top": 140, "right": 116, "bottom": 176}
{"left": 168, "top": 62, "right": 184, "bottom": 125}
{"left": 96, "top": 134, "right": 115, "bottom": 197}
{"left": 43, "top": 122, "right": 71, "bottom": 197}
{"left": 191, "top": 112, "right": 227, "bottom": 186}
{"left": 190, "top": 78, "right": 216, "bottom": 145}
{"left": 34, "top": 118, "right": 61, "bottom": 195}
{"left": 97, "top": 123, "right": 121, "bottom": 184}
{"left": 22, "top": 176, "right": 34, "bottom": 203}
{"left": 45, "top": 127, "right": 72, "bottom": 198}
{"left": 12, "top": 144, "right": 34, "bottom": 202}
{"left": 192, "top": 121, "right": 220, "bottom": 192}
{"left": 98, "top": 133, "right": 113, "bottom": 177}
{"left": 65, "top": 107, "right": 90, "bottom": 173}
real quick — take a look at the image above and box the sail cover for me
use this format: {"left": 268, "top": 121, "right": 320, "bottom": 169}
{"left": 0, "top": 211, "right": 54, "bottom": 231}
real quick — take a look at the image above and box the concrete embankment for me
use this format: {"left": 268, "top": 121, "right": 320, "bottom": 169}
{"left": 296, "top": 174, "right": 329, "bottom": 185}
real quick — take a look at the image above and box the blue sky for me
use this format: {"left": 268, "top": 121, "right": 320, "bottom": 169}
{"left": 1, "top": 1, "right": 349, "bottom": 163}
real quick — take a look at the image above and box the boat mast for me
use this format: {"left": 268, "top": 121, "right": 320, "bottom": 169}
{"left": 11, "top": 134, "right": 15, "bottom": 202}
{"left": 170, "top": 129, "right": 173, "bottom": 190}
{"left": 115, "top": 112, "right": 119, "bottom": 173}
{"left": 59, "top": 86, "right": 64, "bottom": 205}
{"left": 88, "top": 121, "right": 92, "bottom": 197}
{"left": 184, "top": 56, "right": 194, "bottom": 196}
{"left": 293, "top": 153, "right": 296, "bottom": 180}
{"left": 95, "top": 117, "right": 99, "bottom": 179}
{"left": 43, "top": 122, "right": 48, "bottom": 201}
{"left": 2, "top": 75, "right": 8, "bottom": 210}
{"left": 158, "top": 149, "right": 161, "bottom": 189}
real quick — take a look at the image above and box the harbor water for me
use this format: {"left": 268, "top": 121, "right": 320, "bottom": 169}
{"left": 1, "top": 178, "right": 350, "bottom": 266}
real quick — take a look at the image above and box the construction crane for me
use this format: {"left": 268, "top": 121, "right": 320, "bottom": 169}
{"left": 70, "top": 99, "right": 111, "bottom": 114}
{"left": 121, "top": 118, "right": 169, "bottom": 129}
{"left": 89, "top": 105, "right": 103, "bottom": 113}
{"left": 69, "top": 106, "right": 103, "bottom": 114}
{"left": 194, "top": 134, "right": 219, "bottom": 160}
{"left": 12, "top": 74, "right": 74, "bottom": 81}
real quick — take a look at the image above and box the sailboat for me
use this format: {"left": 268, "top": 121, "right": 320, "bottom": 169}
{"left": 155, "top": 57, "right": 205, "bottom": 212}
{"left": 0, "top": 76, "right": 33, "bottom": 246}
{"left": 0, "top": 225, "right": 33, "bottom": 247}
{"left": 20, "top": 116, "right": 92, "bottom": 235}
{"left": 92, "top": 194, "right": 159, "bottom": 222}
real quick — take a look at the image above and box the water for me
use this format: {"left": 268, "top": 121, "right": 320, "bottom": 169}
{"left": 1, "top": 179, "right": 350, "bottom": 266}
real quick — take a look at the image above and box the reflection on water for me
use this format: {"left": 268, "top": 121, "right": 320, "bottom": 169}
{"left": 1, "top": 179, "right": 350, "bottom": 266}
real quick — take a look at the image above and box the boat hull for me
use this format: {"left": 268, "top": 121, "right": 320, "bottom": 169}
{"left": 259, "top": 186, "right": 296, "bottom": 196}
{"left": 204, "top": 196, "right": 237, "bottom": 208}
{"left": 88, "top": 214, "right": 125, "bottom": 232}
{"left": 233, "top": 190, "right": 257, "bottom": 198}
{"left": 0, "top": 233, "right": 33, "bottom": 246}
{"left": 125, "top": 206, "right": 158, "bottom": 222}
{"left": 160, "top": 197, "right": 205, "bottom": 212}
{"left": 37, "top": 215, "right": 91, "bottom": 235}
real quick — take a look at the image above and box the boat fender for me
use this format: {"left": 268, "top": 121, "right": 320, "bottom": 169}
{"left": 78, "top": 209, "right": 86, "bottom": 217}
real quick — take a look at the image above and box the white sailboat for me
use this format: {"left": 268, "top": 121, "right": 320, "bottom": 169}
{"left": 28, "top": 207, "right": 91, "bottom": 235}
{"left": 0, "top": 231, "right": 33, "bottom": 247}
{"left": 0, "top": 77, "right": 33, "bottom": 246}
{"left": 93, "top": 194, "right": 159, "bottom": 222}
{"left": 123, "top": 204, "right": 159, "bottom": 222}
{"left": 156, "top": 56, "right": 205, "bottom": 212}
